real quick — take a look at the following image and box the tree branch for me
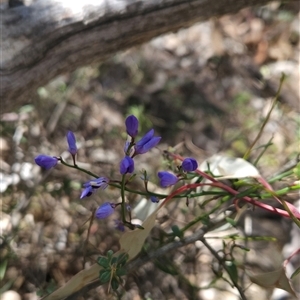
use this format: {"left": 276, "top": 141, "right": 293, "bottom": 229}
{"left": 1, "top": 0, "right": 273, "bottom": 112}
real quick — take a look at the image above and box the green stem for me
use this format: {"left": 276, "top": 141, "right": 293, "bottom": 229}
{"left": 268, "top": 169, "right": 294, "bottom": 183}
{"left": 120, "top": 175, "right": 126, "bottom": 223}
{"left": 260, "top": 185, "right": 300, "bottom": 198}
{"left": 60, "top": 158, "right": 100, "bottom": 178}
{"left": 180, "top": 195, "right": 232, "bottom": 233}
{"left": 243, "top": 73, "right": 285, "bottom": 160}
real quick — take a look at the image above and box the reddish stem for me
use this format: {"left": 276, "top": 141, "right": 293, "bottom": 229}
{"left": 164, "top": 152, "right": 300, "bottom": 220}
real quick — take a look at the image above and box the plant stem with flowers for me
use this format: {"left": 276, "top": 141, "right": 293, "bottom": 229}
{"left": 35, "top": 114, "right": 300, "bottom": 299}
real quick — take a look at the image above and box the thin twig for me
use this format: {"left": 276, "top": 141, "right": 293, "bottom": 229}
{"left": 199, "top": 237, "right": 247, "bottom": 300}
{"left": 82, "top": 208, "right": 96, "bottom": 269}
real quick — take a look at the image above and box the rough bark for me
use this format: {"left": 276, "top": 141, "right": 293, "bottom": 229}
{"left": 1, "top": 0, "right": 272, "bottom": 112}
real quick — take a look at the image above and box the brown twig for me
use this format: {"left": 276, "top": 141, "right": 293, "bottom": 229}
{"left": 199, "top": 236, "right": 247, "bottom": 300}
{"left": 82, "top": 208, "right": 96, "bottom": 269}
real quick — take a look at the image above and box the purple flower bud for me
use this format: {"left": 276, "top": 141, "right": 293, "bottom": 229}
{"left": 80, "top": 177, "right": 109, "bottom": 199}
{"left": 67, "top": 131, "right": 77, "bottom": 155}
{"left": 95, "top": 202, "right": 115, "bottom": 219}
{"left": 150, "top": 196, "right": 159, "bottom": 203}
{"left": 140, "top": 172, "right": 150, "bottom": 182}
{"left": 120, "top": 156, "right": 134, "bottom": 175}
{"left": 158, "top": 171, "right": 178, "bottom": 187}
{"left": 182, "top": 157, "right": 198, "bottom": 172}
{"left": 125, "top": 115, "right": 139, "bottom": 137}
{"left": 135, "top": 129, "right": 161, "bottom": 154}
{"left": 35, "top": 155, "right": 58, "bottom": 169}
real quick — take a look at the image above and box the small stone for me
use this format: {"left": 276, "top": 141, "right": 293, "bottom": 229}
{"left": 0, "top": 290, "right": 21, "bottom": 300}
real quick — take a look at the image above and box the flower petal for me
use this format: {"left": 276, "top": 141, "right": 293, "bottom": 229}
{"left": 120, "top": 156, "right": 134, "bottom": 175}
{"left": 80, "top": 186, "right": 93, "bottom": 199}
{"left": 81, "top": 177, "right": 109, "bottom": 199}
{"left": 158, "top": 171, "right": 178, "bottom": 187}
{"left": 135, "top": 129, "right": 161, "bottom": 154}
{"left": 95, "top": 202, "right": 115, "bottom": 219}
{"left": 35, "top": 155, "right": 58, "bottom": 169}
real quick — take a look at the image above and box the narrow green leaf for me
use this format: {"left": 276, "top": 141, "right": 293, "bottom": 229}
{"left": 0, "top": 259, "right": 8, "bottom": 280}
{"left": 225, "top": 217, "right": 237, "bottom": 227}
{"left": 234, "top": 244, "right": 250, "bottom": 252}
{"left": 226, "top": 261, "right": 238, "bottom": 284}
{"left": 291, "top": 266, "right": 300, "bottom": 280}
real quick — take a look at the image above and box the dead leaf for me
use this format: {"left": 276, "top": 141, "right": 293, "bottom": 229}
{"left": 248, "top": 267, "right": 297, "bottom": 297}
{"left": 119, "top": 205, "right": 159, "bottom": 260}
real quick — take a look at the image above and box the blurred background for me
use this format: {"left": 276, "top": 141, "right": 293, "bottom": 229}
{"left": 0, "top": 2, "right": 299, "bottom": 300}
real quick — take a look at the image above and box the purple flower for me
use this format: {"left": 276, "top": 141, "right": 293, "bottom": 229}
{"left": 158, "top": 171, "right": 178, "bottom": 187}
{"left": 114, "top": 220, "right": 125, "bottom": 232}
{"left": 135, "top": 129, "right": 161, "bottom": 154}
{"left": 95, "top": 202, "right": 115, "bottom": 219}
{"left": 150, "top": 196, "right": 159, "bottom": 203}
{"left": 182, "top": 157, "right": 198, "bottom": 172}
{"left": 67, "top": 131, "right": 77, "bottom": 155}
{"left": 125, "top": 115, "right": 139, "bottom": 138}
{"left": 80, "top": 177, "right": 109, "bottom": 199}
{"left": 35, "top": 155, "right": 58, "bottom": 169}
{"left": 120, "top": 156, "right": 134, "bottom": 175}
{"left": 124, "top": 141, "right": 130, "bottom": 154}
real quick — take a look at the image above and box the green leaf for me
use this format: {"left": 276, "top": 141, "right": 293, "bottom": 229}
{"left": 225, "top": 261, "right": 238, "bottom": 284}
{"left": 97, "top": 257, "right": 110, "bottom": 269}
{"left": 201, "top": 215, "right": 210, "bottom": 226}
{"left": 116, "top": 267, "right": 127, "bottom": 277}
{"left": 291, "top": 266, "right": 300, "bottom": 280}
{"left": 99, "top": 270, "right": 111, "bottom": 284}
{"left": 171, "top": 225, "right": 183, "bottom": 238}
{"left": 111, "top": 257, "right": 118, "bottom": 265}
{"left": 106, "top": 250, "right": 114, "bottom": 260}
{"left": 111, "top": 278, "right": 119, "bottom": 291}
{"left": 0, "top": 259, "right": 8, "bottom": 280}
{"left": 225, "top": 217, "right": 237, "bottom": 227}
{"left": 117, "top": 253, "right": 128, "bottom": 267}
{"left": 293, "top": 163, "right": 300, "bottom": 179}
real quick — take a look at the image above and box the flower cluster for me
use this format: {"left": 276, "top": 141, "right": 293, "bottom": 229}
{"left": 34, "top": 115, "right": 199, "bottom": 230}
